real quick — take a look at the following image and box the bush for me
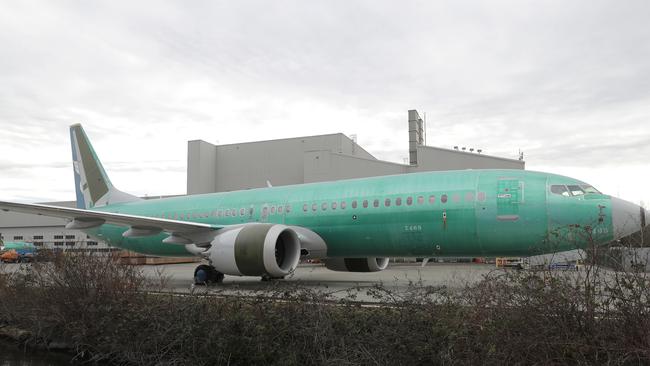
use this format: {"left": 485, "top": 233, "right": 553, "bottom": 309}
{"left": 1, "top": 249, "right": 649, "bottom": 365}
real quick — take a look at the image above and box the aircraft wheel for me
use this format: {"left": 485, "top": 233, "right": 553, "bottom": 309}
{"left": 261, "top": 274, "right": 285, "bottom": 282}
{"left": 194, "top": 265, "right": 224, "bottom": 285}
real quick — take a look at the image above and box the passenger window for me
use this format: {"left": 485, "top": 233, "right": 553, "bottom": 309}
{"left": 465, "top": 192, "right": 474, "bottom": 202}
{"left": 417, "top": 196, "right": 424, "bottom": 205}
{"left": 363, "top": 200, "right": 369, "bottom": 208}
{"left": 396, "top": 197, "right": 402, "bottom": 206}
{"left": 477, "top": 192, "right": 486, "bottom": 202}
{"left": 373, "top": 199, "right": 379, "bottom": 208}
{"left": 271, "top": 206, "right": 276, "bottom": 214}
{"left": 332, "top": 202, "right": 337, "bottom": 210}
{"left": 231, "top": 209, "right": 237, "bottom": 216}
{"left": 261, "top": 207, "right": 267, "bottom": 216}
{"left": 312, "top": 203, "right": 318, "bottom": 211}
{"left": 453, "top": 194, "right": 460, "bottom": 203}
{"left": 240, "top": 208, "right": 245, "bottom": 216}
{"left": 429, "top": 195, "right": 435, "bottom": 204}
{"left": 567, "top": 185, "right": 585, "bottom": 196}
{"left": 441, "top": 194, "right": 448, "bottom": 203}
{"left": 303, "top": 204, "right": 308, "bottom": 212}
{"left": 385, "top": 198, "right": 391, "bottom": 207}
{"left": 249, "top": 207, "right": 254, "bottom": 215}
{"left": 407, "top": 197, "right": 413, "bottom": 206}
{"left": 285, "top": 205, "right": 291, "bottom": 213}
{"left": 278, "top": 206, "right": 283, "bottom": 214}
{"left": 352, "top": 200, "right": 357, "bottom": 209}
{"left": 551, "top": 185, "right": 571, "bottom": 197}
{"left": 321, "top": 202, "right": 327, "bottom": 211}
{"left": 225, "top": 210, "right": 230, "bottom": 217}
{"left": 341, "top": 201, "right": 347, "bottom": 209}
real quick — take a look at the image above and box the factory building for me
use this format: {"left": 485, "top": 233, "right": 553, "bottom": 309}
{"left": 188, "top": 110, "right": 523, "bottom": 195}
{"left": 0, "top": 201, "right": 107, "bottom": 251}
{"left": 1, "top": 110, "right": 524, "bottom": 251}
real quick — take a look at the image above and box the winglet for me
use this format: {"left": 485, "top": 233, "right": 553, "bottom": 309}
{"left": 70, "top": 124, "right": 140, "bottom": 208}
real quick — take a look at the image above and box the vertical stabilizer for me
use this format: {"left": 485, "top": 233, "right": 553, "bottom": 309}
{"left": 70, "top": 124, "right": 141, "bottom": 209}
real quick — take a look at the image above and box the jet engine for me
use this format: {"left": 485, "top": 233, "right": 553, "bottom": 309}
{"left": 324, "top": 257, "right": 390, "bottom": 272}
{"left": 208, "top": 224, "right": 301, "bottom": 277}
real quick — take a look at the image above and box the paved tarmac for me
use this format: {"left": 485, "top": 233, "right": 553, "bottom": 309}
{"left": 0, "top": 261, "right": 502, "bottom": 302}
{"left": 140, "top": 262, "right": 498, "bottom": 301}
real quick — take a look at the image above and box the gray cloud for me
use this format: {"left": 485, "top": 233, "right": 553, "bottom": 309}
{"left": 0, "top": 0, "right": 649, "bottom": 203}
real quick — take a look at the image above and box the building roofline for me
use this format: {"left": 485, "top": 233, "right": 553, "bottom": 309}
{"left": 190, "top": 133, "right": 377, "bottom": 159}
{"left": 417, "top": 145, "right": 524, "bottom": 164}
{"left": 206, "top": 133, "right": 344, "bottom": 148}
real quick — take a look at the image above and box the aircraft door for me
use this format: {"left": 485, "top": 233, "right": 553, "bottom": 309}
{"left": 497, "top": 179, "right": 523, "bottom": 221}
{"left": 476, "top": 175, "right": 527, "bottom": 256}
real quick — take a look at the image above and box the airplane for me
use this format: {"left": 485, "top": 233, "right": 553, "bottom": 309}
{"left": 0, "top": 241, "right": 36, "bottom": 252}
{"left": 0, "top": 241, "right": 36, "bottom": 263}
{"left": 0, "top": 124, "right": 647, "bottom": 284}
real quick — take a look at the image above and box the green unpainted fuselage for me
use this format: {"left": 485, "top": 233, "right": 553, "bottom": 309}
{"left": 88, "top": 169, "right": 613, "bottom": 258}
{"left": 0, "top": 241, "right": 36, "bottom": 252}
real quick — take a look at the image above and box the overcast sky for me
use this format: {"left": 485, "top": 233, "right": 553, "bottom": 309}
{"left": 0, "top": 1, "right": 649, "bottom": 206}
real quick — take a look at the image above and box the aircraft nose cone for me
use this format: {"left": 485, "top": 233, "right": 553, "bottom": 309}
{"left": 611, "top": 197, "right": 645, "bottom": 240}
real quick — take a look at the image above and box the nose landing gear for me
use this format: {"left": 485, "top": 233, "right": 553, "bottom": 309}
{"left": 193, "top": 264, "right": 224, "bottom": 285}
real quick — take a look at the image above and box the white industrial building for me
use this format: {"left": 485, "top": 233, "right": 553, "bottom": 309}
{"left": 1, "top": 110, "right": 524, "bottom": 251}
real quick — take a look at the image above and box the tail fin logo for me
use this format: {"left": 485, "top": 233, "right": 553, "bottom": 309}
{"left": 69, "top": 124, "right": 141, "bottom": 209}
{"left": 70, "top": 125, "right": 110, "bottom": 208}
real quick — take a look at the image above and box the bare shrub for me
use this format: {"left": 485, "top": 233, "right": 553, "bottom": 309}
{"left": 0, "top": 239, "right": 649, "bottom": 365}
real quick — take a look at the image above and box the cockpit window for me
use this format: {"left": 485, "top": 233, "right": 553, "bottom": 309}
{"left": 580, "top": 185, "right": 601, "bottom": 194}
{"left": 567, "top": 185, "right": 585, "bottom": 196}
{"left": 551, "top": 185, "right": 571, "bottom": 197}
{"left": 552, "top": 184, "right": 601, "bottom": 197}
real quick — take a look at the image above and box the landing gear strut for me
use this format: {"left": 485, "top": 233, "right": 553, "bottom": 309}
{"left": 194, "top": 264, "right": 224, "bottom": 285}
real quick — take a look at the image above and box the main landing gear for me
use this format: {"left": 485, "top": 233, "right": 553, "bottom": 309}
{"left": 261, "top": 274, "right": 285, "bottom": 282}
{"left": 194, "top": 264, "right": 224, "bottom": 285}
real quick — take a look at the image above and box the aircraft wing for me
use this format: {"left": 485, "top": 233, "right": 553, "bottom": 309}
{"left": 0, "top": 201, "right": 224, "bottom": 244}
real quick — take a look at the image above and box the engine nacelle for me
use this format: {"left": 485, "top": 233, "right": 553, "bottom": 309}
{"left": 324, "top": 257, "right": 390, "bottom": 272}
{"left": 209, "top": 224, "right": 301, "bottom": 277}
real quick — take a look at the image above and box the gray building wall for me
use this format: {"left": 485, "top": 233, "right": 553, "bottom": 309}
{"left": 188, "top": 130, "right": 525, "bottom": 195}
{"left": 187, "top": 140, "right": 218, "bottom": 194}
{"left": 304, "top": 151, "right": 406, "bottom": 183}
{"left": 412, "top": 146, "right": 525, "bottom": 172}
{"left": 187, "top": 133, "right": 378, "bottom": 194}
{"left": 0, "top": 201, "right": 103, "bottom": 250}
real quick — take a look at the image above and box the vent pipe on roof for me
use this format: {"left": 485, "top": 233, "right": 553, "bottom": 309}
{"left": 408, "top": 110, "right": 424, "bottom": 165}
